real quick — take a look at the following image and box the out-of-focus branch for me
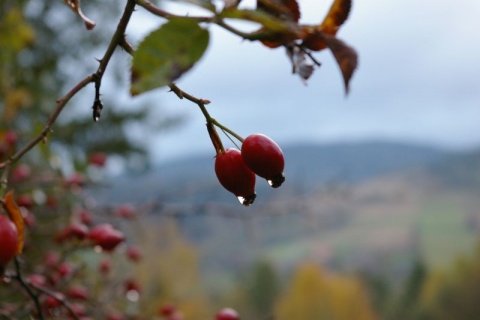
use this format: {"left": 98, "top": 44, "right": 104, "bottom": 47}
{"left": 12, "top": 257, "right": 45, "bottom": 320}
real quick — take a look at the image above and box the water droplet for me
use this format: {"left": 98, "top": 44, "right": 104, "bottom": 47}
{"left": 237, "top": 193, "right": 256, "bottom": 206}
{"left": 94, "top": 117, "right": 99, "bottom": 122}
{"left": 268, "top": 173, "right": 285, "bottom": 188}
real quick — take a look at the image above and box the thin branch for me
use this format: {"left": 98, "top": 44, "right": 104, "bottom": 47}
{"left": 13, "top": 257, "right": 45, "bottom": 320}
{"left": 135, "top": 0, "right": 211, "bottom": 22}
{"left": 29, "top": 282, "right": 80, "bottom": 320}
{"left": 92, "top": 0, "right": 137, "bottom": 121}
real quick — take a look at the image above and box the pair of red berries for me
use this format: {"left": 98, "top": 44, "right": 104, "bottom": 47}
{"left": 215, "top": 134, "right": 285, "bottom": 206}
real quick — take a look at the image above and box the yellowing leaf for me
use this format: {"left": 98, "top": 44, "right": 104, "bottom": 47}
{"left": 3, "top": 191, "right": 25, "bottom": 254}
{"left": 319, "top": 0, "right": 351, "bottom": 35}
{"left": 301, "top": 0, "right": 351, "bottom": 51}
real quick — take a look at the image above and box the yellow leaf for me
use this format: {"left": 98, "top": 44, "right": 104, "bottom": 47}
{"left": 319, "top": 0, "right": 352, "bottom": 35}
{"left": 3, "top": 191, "right": 25, "bottom": 254}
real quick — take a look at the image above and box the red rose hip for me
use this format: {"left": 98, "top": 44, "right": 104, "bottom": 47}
{"left": 241, "top": 134, "right": 285, "bottom": 188}
{"left": 0, "top": 215, "right": 18, "bottom": 268}
{"left": 215, "top": 148, "right": 256, "bottom": 206}
{"left": 216, "top": 308, "right": 239, "bottom": 320}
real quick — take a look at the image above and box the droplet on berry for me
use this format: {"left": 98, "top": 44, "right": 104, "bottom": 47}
{"left": 215, "top": 148, "right": 256, "bottom": 206}
{"left": 241, "top": 134, "right": 285, "bottom": 188}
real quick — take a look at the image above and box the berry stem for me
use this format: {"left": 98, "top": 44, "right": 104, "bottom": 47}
{"left": 167, "top": 83, "right": 245, "bottom": 145}
{"left": 207, "top": 123, "right": 225, "bottom": 155}
{"left": 210, "top": 118, "right": 244, "bottom": 144}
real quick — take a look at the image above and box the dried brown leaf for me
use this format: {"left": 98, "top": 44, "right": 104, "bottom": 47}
{"left": 321, "top": 33, "right": 358, "bottom": 94}
{"left": 301, "top": 0, "right": 351, "bottom": 51}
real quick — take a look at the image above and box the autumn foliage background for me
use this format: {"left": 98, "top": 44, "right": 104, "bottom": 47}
{"left": 2, "top": 0, "right": 480, "bottom": 320}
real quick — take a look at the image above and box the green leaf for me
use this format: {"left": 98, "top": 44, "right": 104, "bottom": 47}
{"left": 130, "top": 18, "right": 210, "bottom": 96}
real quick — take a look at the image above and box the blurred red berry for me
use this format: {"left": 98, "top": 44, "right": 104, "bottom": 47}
{"left": 114, "top": 204, "right": 136, "bottom": 219}
{"left": 124, "top": 278, "right": 140, "bottom": 293}
{"left": 58, "top": 262, "right": 74, "bottom": 278}
{"left": 99, "top": 258, "right": 112, "bottom": 274}
{"left": 88, "top": 224, "right": 124, "bottom": 252}
{"left": 215, "top": 308, "right": 239, "bottom": 320}
{"left": 65, "top": 172, "right": 86, "bottom": 187}
{"left": 159, "top": 304, "right": 176, "bottom": 317}
{"left": 44, "top": 251, "right": 61, "bottom": 268}
{"left": 55, "top": 223, "right": 89, "bottom": 242}
{"left": 11, "top": 164, "right": 31, "bottom": 182}
{"left": 27, "top": 274, "right": 47, "bottom": 286}
{"left": 23, "top": 212, "right": 36, "bottom": 228}
{"left": 78, "top": 210, "right": 93, "bottom": 225}
{"left": 16, "top": 193, "right": 34, "bottom": 209}
{"left": 67, "top": 285, "right": 89, "bottom": 300}
{"left": 126, "top": 246, "right": 142, "bottom": 262}
{"left": 88, "top": 152, "right": 107, "bottom": 167}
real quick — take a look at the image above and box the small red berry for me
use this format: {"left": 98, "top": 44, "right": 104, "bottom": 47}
{"left": 27, "top": 274, "right": 47, "bottom": 286}
{"left": 126, "top": 246, "right": 141, "bottom": 262}
{"left": 88, "top": 224, "right": 124, "bottom": 252}
{"left": 215, "top": 148, "right": 256, "bottom": 206}
{"left": 42, "top": 292, "right": 65, "bottom": 310}
{"left": 215, "top": 308, "right": 239, "bottom": 320}
{"left": 0, "top": 215, "right": 18, "bottom": 268}
{"left": 43, "top": 251, "right": 61, "bottom": 268}
{"left": 65, "top": 172, "right": 86, "bottom": 187}
{"left": 114, "top": 204, "right": 136, "bottom": 219}
{"left": 159, "top": 304, "right": 176, "bottom": 317}
{"left": 11, "top": 164, "right": 31, "bottom": 181}
{"left": 23, "top": 213, "right": 36, "bottom": 228}
{"left": 58, "top": 262, "right": 74, "bottom": 278}
{"left": 70, "top": 303, "right": 87, "bottom": 317}
{"left": 124, "top": 278, "right": 140, "bottom": 293}
{"left": 78, "top": 210, "right": 93, "bottom": 225}
{"left": 99, "top": 258, "right": 112, "bottom": 274}
{"left": 88, "top": 152, "right": 107, "bottom": 167}
{"left": 55, "top": 223, "right": 89, "bottom": 242}
{"left": 241, "top": 134, "right": 285, "bottom": 188}
{"left": 67, "top": 285, "right": 89, "bottom": 300}
{"left": 16, "top": 193, "right": 34, "bottom": 209}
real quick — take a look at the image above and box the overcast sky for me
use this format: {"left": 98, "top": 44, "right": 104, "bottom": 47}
{"left": 121, "top": 0, "right": 480, "bottom": 164}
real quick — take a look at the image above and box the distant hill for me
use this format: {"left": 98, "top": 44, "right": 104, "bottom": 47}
{"left": 90, "top": 141, "right": 480, "bottom": 280}
{"left": 94, "top": 140, "right": 449, "bottom": 205}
